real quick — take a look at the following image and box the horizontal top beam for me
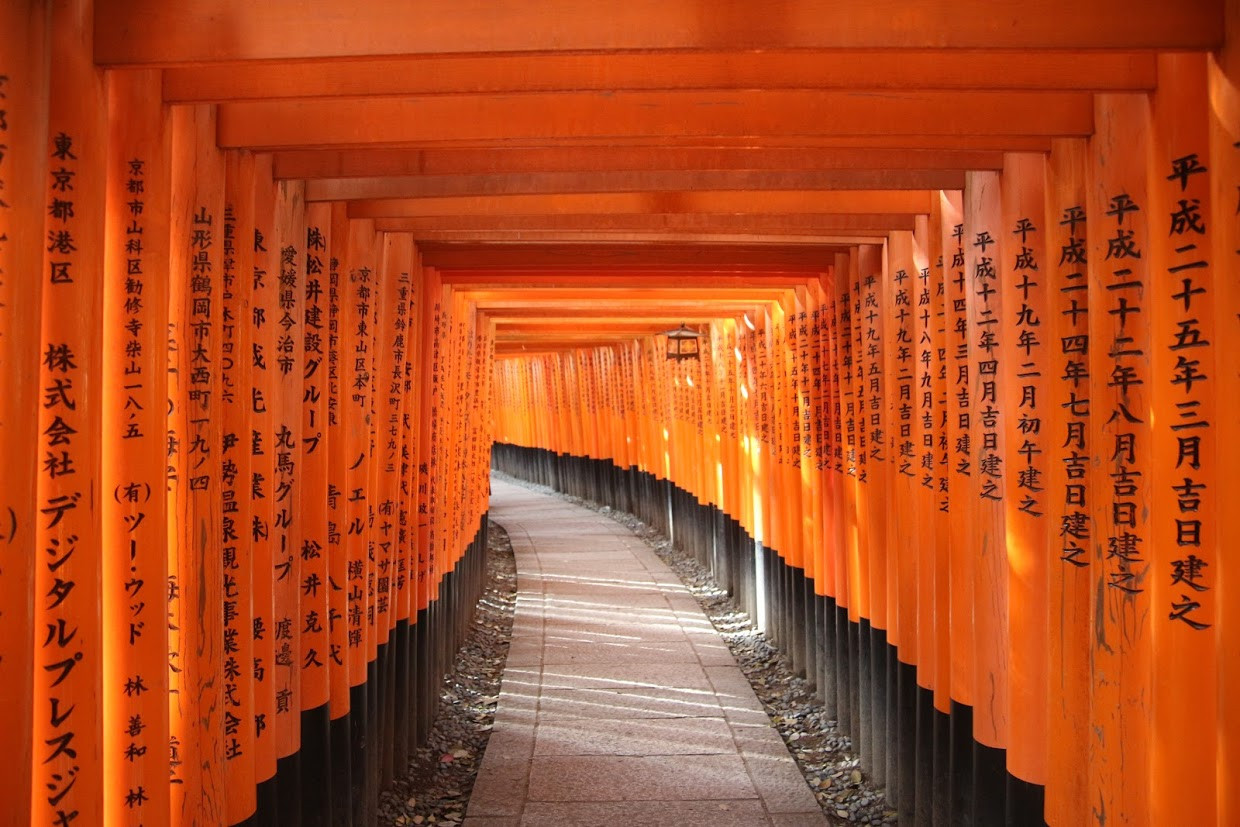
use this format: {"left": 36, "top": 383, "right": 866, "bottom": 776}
{"left": 274, "top": 147, "right": 1006, "bottom": 179}
{"left": 351, "top": 190, "right": 933, "bottom": 219}
{"left": 459, "top": 286, "right": 814, "bottom": 303}
{"left": 424, "top": 244, "right": 842, "bottom": 271}
{"left": 95, "top": 0, "right": 1222, "bottom": 65}
{"left": 216, "top": 90, "right": 1094, "bottom": 148}
{"left": 161, "top": 49, "right": 1157, "bottom": 102}
{"left": 307, "top": 169, "right": 964, "bottom": 201}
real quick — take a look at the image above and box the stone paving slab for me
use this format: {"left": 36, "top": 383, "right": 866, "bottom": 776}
{"left": 465, "top": 478, "right": 824, "bottom": 826}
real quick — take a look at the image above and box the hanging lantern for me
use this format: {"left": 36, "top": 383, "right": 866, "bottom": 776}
{"left": 664, "top": 323, "right": 701, "bottom": 361}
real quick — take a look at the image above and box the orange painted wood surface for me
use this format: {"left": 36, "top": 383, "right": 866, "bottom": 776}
{"left": 221, "top": 148, "right": 258, "bottom": 823}
{"left": 33, "top": 3, "right": 107, "bottom": 824}
{"left": 95, "top": 0, "right": 1221, "bottom": 64}
{"left": 0, "top": 3, "right": 47, "bottom": 825}
{"left": 102, "top": 68, "right": 173, "bottom": 827}
{"left": 1086, "top": 93, "right": 1155, "bottom": 827}
{"left": 1209, "top": 27, "right": 1240, "bottom": 826}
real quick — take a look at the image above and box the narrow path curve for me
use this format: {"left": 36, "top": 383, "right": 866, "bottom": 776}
{"left": 465, "top": 478, "right": 825, "bottom": 826}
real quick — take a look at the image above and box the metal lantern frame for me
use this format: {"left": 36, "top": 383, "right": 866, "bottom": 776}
{"left": 664, "top": 323, "right": 702, "bottom": 361}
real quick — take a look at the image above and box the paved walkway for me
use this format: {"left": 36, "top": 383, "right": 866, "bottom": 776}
{"left": 465, "top": 478, "right": 825, "bottom": 826}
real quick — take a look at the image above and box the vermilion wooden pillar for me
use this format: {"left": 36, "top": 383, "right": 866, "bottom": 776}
{"left": 249, "top": 151, "right": 280, "bottom": 802}
{"left": 1208, "top": 24, "right": 1240, "bottom": 826}
{"left": 0, "top": 4, "right": 48, "bottom": 826}
{"left": 222, "top": 148, "right": 259, "bottom": 823}
{"left": 1147, "top": 52, "right": 1219, "bottom": 827}
{"left": 271, "top": 179, "right": 306, "bottom": 781}
{"left": 999, "top": 152, "right": 1050, "bottom": 793}
{"left": 102, "top": 68, "right": 172, "bottom": 827}
{"left": 1087, "top": 92, "right": 1154, "bottom": 827}
{"left": 939, "top": 189, "right": 975, "bottom": 728}
{"left": 167, "top": 101, "right": 226, "bottom": 827}
{"left": 1042, "top": 137, "right": 1092, "bottom": 827}
{"left": 33, "top": 1, "right": 106, "bottom": 825}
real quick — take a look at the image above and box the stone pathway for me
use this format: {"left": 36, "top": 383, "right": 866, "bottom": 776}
{"left": 465, "top": 478, "right": 825, "bottom": 826}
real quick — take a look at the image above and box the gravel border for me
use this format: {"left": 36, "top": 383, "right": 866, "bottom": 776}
{"left": 379, "top": 477, "right": 895, "bottom": 826}
{"left": 378, "top": 520, "right": 517, "bottom": 827}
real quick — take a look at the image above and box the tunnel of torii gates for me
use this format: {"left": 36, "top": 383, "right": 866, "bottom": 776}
{"left": 3, "top": 1, "right": 1240, "bottom": 826}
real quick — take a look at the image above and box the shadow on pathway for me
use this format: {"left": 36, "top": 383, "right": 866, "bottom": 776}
{"left": 465, "top": 478, "right": 825, "bottom": 826}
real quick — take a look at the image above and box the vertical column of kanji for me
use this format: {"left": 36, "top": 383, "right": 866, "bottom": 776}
{"left": 397, "top": 245, "right": 423, "bottom": 639}
{"left": 910, "top": 215, "right": 938, "bottom": 693}
{"left": 857, "top": 245, "right": 889, "bottom": 640}
{"left": 617, "top": 349, "right": 634, "bottom": 476}
{"left": 598, "top": 348, "right": 615, "bottom": 469}
{"left": 592, "top": 348, "right": 605, "bottom": 468}
{"left": 837, "top": 255, "right": 865, "bottom": 627}
{"left": 102, "top": 69, "right": 171, "bottom": 827}
{"left": 819, "top": 265, "right": 844, "bottom": 609}
{"left": 167, "top": 102, "right": 226, "bottom": 826}
{"left": 371, "top": 235, "right": 401, "bottom": 669}
{"left": 704, "top": 324, "right": 714, "bottom": 508}
{"left": 704, "top": 329, "right": 721, "bottom": 514}
{"left": 766, "top": 304, "right": 787, "bottom": 571}
{"left": 1086, "top": 93, "right": 1154, "bottom": 825}
{"left": 1208, "top": 31, "right": 1240, "bottom": 825}
{"left": 999, "top": 152, "right": 1050, "bottom": 794}
{"left": 939, "top": 193, "right": 974, "bottom": 719}
{"left": 806, "top": 284, "right": 830, "bottom": 604}
{"left": 783, "top": 293, "right": 803, "bottom": 585}
{"left": 325, "top": 202, "right": 350, "bottom": 734}
{"left": 655, "top": 344, "right": 669, "bottom": 491}
{"left": 300, "top": 201, "right": 332, "bottom": 811}
{"left": 425, "top": 256, "right": 447, "bottom": 769}
{"left": 769, "top": 303, "right": 787, "bottom": 576}
{"left": 1148, "top": 53, "right": 1218, "bottom": 826}
{"left": 248, "top": 153, "right": 278, "bottom": 796}
{"left": 1042, "top": 138, "right": 1091, "bottom": 826}
{"left": 963, "top": 171, "right": 1009, "bottom": 759}
{"left": 886, "top": 233, "right": 918, "bottom": 669}
{"left": 599, "top": 348, "right": 616, "bottom": 469}
{"left": 751, "top": 309, "right": 772, "bottom": 583}
{"left": 271, "top": 181, "right": 305, "bottom": 767}
{"left": 586, "top": 349, "right": 600, "bottom": 465}
{"left": 718, "top": 324, "right": 738, "bottom": 532}
{"left": 927, "top": 198, "right": 954, "bottom": 718}
{"left": 468, "top": 303, "right": 486, "bottom": 530}
{"left": 221, "top": 150, "right": 257, "bottom": 823}
{"left": 417, "top": 269, "right": 443, "bottom": 618}
{"left": 32, "top": 2, "right": 105, "bottom": 823}
{"left": 574, "top": 348, "right": 584, "bottom": 464}
{"left": 574, "top": 350, "right": 588, "bottom": 462}
{"left": 623, "top": 344, "right": 639, "bottom": 473}
{"left": 783, "top": 297, "right": 805, "bottom": 579}
{"left": 301, "top": 203, "right": 331, "bottom": 715}
{"left": 343, "top": 219, "right": 376, "bottom": 690}
{"left": 0, "top": 6, "right": 46, "bottom": 821}
{"left": 782, "top": 297, "right": 807, "bottom": 583}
